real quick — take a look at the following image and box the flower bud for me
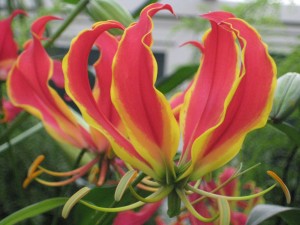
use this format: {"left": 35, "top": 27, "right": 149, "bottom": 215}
{"left": 87, "top": 0, "right": 134, "bottom": 35}
{"left": 270, "top": 72, "right": 300, "bottom": 122}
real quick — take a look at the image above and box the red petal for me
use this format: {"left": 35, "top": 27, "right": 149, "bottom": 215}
{"left": 63, "top": 20, "right": 158, "bottom": 178}
{"left": 189, "top": 12, "right": 276, "bottom": 180}
{"left": 112, "top": 3, "right": 179, "bottom": 177}
{"left": 180, "top": 12, "right": 238, "bottom": 166}
{"left": 0, "top": 10, "right": 26, "bottom": 80}
{"left": 7, "top": 16, "right": 93, "bottom": 149}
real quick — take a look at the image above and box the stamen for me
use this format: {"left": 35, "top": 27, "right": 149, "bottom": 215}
{"left": 176, "top": 189, "right": 219, "bottom": 222}
{"left": 190, "top": 163, "right": 260, "bottom": 205}
{"left": 62, "top": 187, "right": 91, "bottom": 218}
{"left": 38, "top": 156, "right": 100, "bottom": 177}
{"left": 24, "top": 156, "right": 100, "bottom": 187}
{"left": 27, "top": 155, "right": 45, "bottom": 177}
{"left": 129, "top": 185, "right": 173, "bottom": 203}
{"left": 267, "top": 170, "right": 291, "bottom": 204}
{"left": 217, "top": 198, "right": 230, "bottom": 225}
{"left": 115, "top": 170, "right": 137, "bottom": 201}
{"left": 35, "top": 176, "right": 81, "bottom": 187}
{"left": 97, "top": 156, "right": 109, "bottom": 186}
{"left": 136, "top": 182, "right": 159, "bottom": 192}
{"left": 141, "top": 176, "right": 160, "bottom": 187}
{"left": 23, "top": 170, "right": 43, "bottom": 188}
{"left": 187, "top": 183, "right": 277, "bottom": 201}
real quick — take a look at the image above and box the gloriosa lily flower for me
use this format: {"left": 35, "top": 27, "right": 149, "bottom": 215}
{"left": 61, "top": 3, "right": 289, "bottom": 223}
{"left": 7, "top": 15, "right": 123, "bottom": 187}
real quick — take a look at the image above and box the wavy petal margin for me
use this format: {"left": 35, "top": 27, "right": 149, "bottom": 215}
{"left": 7, "top": 16, "right": 93, "bottom": 149}
{"left": 189, "top": 12, "right": 276, "bottom": 180}
{"left": 112, "top": 3, "right": 180, "bottom": 179}
{"left": 63, "top": 20, "right": 160, "bottom": 179}
{"left": 179, "top": 12, "right": 240, "bottom": 168}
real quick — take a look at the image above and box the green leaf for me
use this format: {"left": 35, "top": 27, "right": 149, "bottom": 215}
{"left": 246, "top": 204, "right": 300, "bottom": 225}
{"left": 157, "top": 64, "right": 198, "bottom": 94}
{"left": 268, "top": 121, "right": 300, "bottom": 147}
{"left": 0, "top": 197, "right": 68, "bottom": 225}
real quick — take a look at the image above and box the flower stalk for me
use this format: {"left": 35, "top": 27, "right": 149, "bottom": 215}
{"left": 44, "top": 0, "right": 90, "bottom": 49}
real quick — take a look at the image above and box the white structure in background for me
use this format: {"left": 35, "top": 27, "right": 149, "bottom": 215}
{"left": 1, "top": 0, "right": 300, "bottom": 75}
{"left": 118, "top": 0, "right": 300, "bottom": 74}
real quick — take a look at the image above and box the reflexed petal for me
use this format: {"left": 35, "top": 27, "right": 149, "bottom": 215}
{"left": 112, "top": 3, "right": 180, "bottom": 178}
{"left": 0, "top": 10, "right": 26, "bottom": 80}
{"left": 93, "top": 32, "right": 122, "bottom": 129}
{"left": 189, "top": 12, "right": 276, "bottom": 180}
{"left": 180, "top": 12, "right": 240, "bottom": 170}
{"left": 63, "top": 20, "right": 157, "bottom": 179}
{"left": 7, "top": 16, "right": 92, "bottom": 149}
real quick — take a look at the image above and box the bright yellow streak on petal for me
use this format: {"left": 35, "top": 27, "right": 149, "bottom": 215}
{"left": 267, "top": 170, "right": 291, "bottom": 204}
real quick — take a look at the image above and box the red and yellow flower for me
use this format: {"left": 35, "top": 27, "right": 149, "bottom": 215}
{"left": 61, "top": 3, "right": 280, "bottom": 223}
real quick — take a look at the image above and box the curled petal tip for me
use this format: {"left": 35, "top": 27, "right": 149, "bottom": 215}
{"left": 10, "top": 9, "right": 28, "bottom": 18}
{"left": 180, "top": 41, "right": 205, "bottom": 53}
{"left": 31, "top": 15, "right": 63, "bottom": 39}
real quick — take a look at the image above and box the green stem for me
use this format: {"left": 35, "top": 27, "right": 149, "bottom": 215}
{"left": 44, "top": 0, "right": 90, "bottom": 49}
{"left": 0, "top": 123, "right": 43, "bottom": 153}
{"left": 6, "top": 0, "right": 15, "bottom": 13}
{"left": 131, "top": 172, "right": 146, "bottom": 187}
{"left": 0, "top": 112, "right": 30, "bottom": 144}
{"left": 74, "top": 149, "right": 87, "bottom": 168}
